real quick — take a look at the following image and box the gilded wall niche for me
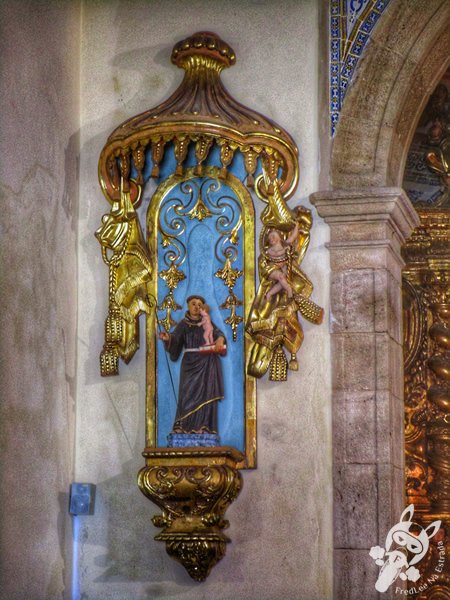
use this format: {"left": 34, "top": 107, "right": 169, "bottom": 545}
{"left": 95, "top": 32, "right": 322, "bottom": 579}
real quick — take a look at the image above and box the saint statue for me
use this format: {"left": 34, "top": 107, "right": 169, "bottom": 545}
{"left": 159, "top": 295, "right": 226, "bottom": 444}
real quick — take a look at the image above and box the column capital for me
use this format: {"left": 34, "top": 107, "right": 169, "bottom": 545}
{"left": 311, "top": 187, "right": 420, "bottom": 274}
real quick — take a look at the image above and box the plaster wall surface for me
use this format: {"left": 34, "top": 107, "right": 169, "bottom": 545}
{"left": 0, "top": 2, "right": 80, "bottom": 599}
{"left": 77, "top": 1, "right": 332, "bottom": 599}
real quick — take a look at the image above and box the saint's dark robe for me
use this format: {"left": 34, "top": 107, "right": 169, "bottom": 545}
{"left": 165, "top": 313, "right": 225, "bottom": 433}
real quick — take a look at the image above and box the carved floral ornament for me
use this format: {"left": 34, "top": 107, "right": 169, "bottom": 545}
{"left": 401, "top": 79, "right": 450, "bottom": 595}
{"left": 95, "top": 32, "right": 323, "bottom": 580}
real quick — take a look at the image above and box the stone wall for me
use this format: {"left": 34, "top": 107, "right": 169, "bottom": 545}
{"left": 0, "top": 2, "right": 80, "bottom": 599}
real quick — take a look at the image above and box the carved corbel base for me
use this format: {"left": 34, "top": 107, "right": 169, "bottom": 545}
{"left": 137, "top": 447, "right": 244, "bottom": 581}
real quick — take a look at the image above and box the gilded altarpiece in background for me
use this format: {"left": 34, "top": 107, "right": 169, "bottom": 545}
{"left": 402, "top": 72, "right": 450, "bottom": 596}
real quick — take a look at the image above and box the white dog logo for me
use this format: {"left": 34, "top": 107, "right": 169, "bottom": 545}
{"left": 369, "top": 504, "right": 441, "bottom": 592}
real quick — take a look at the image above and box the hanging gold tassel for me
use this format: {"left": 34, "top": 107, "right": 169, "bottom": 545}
{"left": 269, "top": 345, "right": 288, "bottom": 381}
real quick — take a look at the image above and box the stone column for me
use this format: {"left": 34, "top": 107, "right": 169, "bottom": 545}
{"left": 311, "top": 188, "right": 419, "bottom": 600}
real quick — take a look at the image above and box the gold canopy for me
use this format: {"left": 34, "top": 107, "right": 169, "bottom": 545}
{"left": 98, "top": 32, "right": 299, "bottom": 204}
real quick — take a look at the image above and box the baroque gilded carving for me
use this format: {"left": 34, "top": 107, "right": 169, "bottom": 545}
{"left": 404, "top": 210, "right": 450, "bottom": 510}
{"left": 138, "top": 448, "right": 243, "bottom": 581}
{"left": 402, "top": 75, "right": 450, "bottom": 595}
{"left": 98, "top": 32, "right": 299, "bottom": 206}
{"left": 95, "top": 185, "right": 153, "bottom": 375}
{"left": 403, "top": 210, "right": 450, "bottom": 595}
{"left": 96, "top": 32, "right": 320, "bottom": 579}
{"left": 246, "top": 171, "right": 323, "bottom": 381}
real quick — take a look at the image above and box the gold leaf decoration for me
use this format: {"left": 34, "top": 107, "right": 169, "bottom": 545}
{"left": 185, "top": 191, "right": 213, "bottom": 221}
{"left": 159, "top": 263, "right": 186, "bottom": 292}
{"left": 220, "top": 292, "right": 243, "bottom": 341}
{"left": 215, "top": 257, "right": 243, "bottom": 289}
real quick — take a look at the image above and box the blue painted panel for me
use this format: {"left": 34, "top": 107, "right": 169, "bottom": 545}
{"left": 149, "top": 144, "right": 258, "bottom": 450}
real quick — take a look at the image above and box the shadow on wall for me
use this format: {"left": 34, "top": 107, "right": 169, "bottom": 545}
{"left": 75, "top": 457, "right": 263, "bottom": 597}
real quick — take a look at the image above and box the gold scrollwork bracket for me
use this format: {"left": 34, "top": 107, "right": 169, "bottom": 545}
{"left": 138, "top": 447, "right": 244, "bottom": 581}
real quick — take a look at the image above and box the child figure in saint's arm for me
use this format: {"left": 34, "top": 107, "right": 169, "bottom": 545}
{"left": 199, "top": 304, "right": 214, "bottom": 346}
{"left": 265, "top": 222, "right": 299, "bottom": 300}
{"left": 158, "top": 295, "right": 226, "bottom": 435}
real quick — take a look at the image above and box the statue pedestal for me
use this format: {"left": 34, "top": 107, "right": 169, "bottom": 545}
{"left": 167, "top": 432, "right": 221, "bottom": 447}
{"left": 138, "top": 446, "right": 244, "bottom": 580}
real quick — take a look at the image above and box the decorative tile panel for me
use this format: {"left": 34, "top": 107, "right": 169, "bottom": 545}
{"left": 330, "top": 0, "right": 392, "bottom": 136}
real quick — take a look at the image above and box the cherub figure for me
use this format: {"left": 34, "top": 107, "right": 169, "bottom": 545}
{"left": 246, "top": 173, "right": 323, "bottom": 381}
{"left": 265, "top": 222, "right": 299, "bottom": 300}
{"left": 199, "top": 304, "right": 214, "bottom": 345}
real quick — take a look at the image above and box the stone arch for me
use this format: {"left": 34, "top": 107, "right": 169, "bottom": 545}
{"left": 331, "top": 0, "right": 449, "bottom": 189}
{"left": 313, "top": 1, "right": 449, "bottom": 597}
